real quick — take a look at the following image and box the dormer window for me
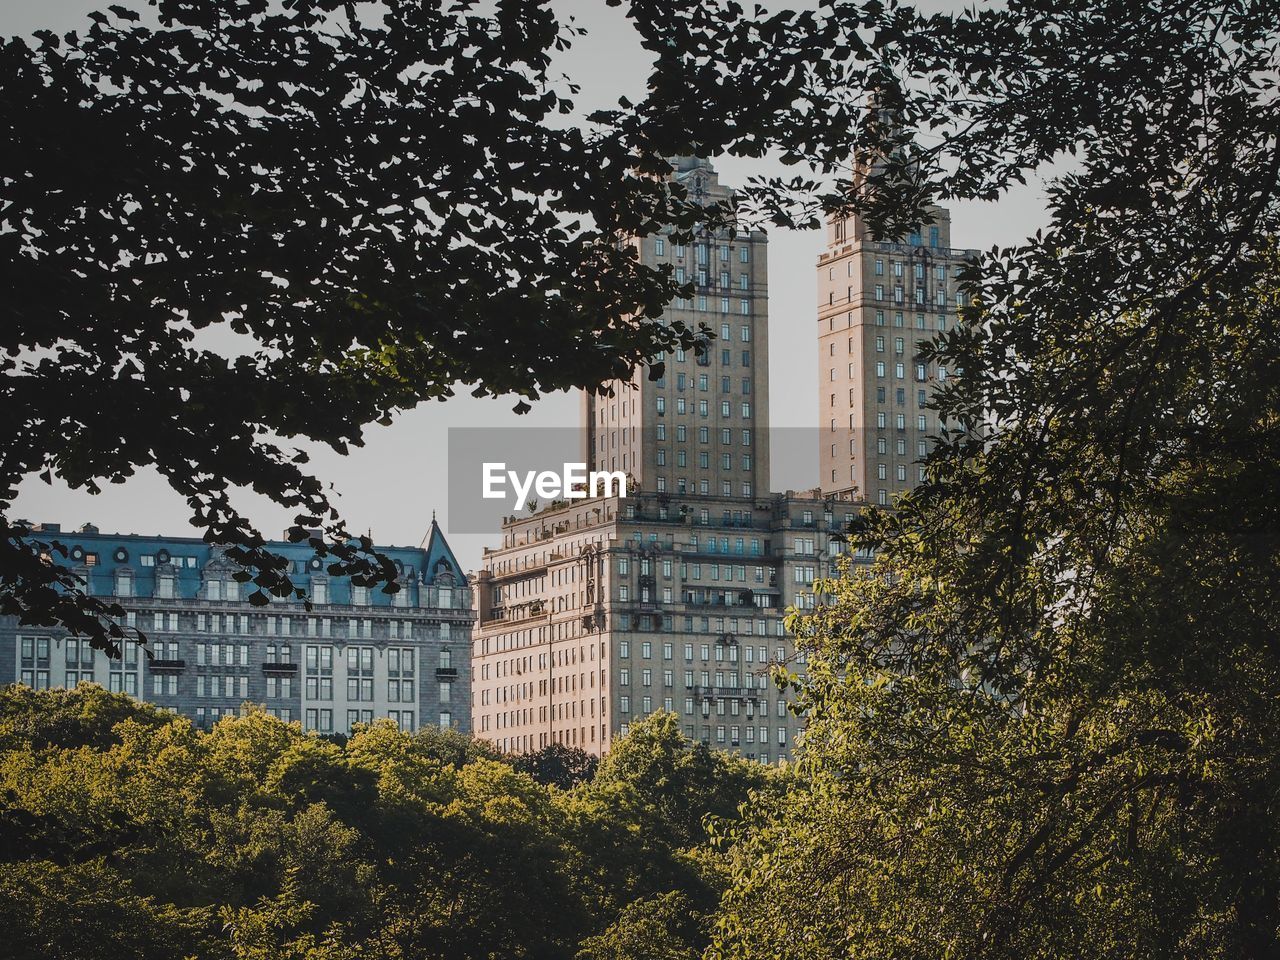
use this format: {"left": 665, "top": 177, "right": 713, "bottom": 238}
{"left": 115, "top": 570, "right": 133, "bottom": 598}
{"left": 157, "top": 574, "right": 175, "bottom": 599}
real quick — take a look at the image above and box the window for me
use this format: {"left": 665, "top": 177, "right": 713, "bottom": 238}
{"left": 655, "top": 237, "right": 665, "bottom": 256}
{"left": 739, "top": 246, "right": 749, "bottom": 263}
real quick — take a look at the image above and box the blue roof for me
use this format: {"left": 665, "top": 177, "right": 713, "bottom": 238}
{"left": 29, "top": 521, "right": 465, "bottom": 607}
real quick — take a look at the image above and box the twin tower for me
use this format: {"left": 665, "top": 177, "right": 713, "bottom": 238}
{"left": 582, "top": 154, "right": 974, "bottom": 506}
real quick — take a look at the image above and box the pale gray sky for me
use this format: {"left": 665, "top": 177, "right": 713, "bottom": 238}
{"left": 7, "top": 0, "right": 1050, "bottom": 570}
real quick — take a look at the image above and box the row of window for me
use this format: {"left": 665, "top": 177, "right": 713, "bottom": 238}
{"left": 655, "top": 478, "right": 754, "bottom": 497}
{"left": 619, "top": 640, "right": 796, "bottom": 661}
{"left": 655, "top": 397, "right": 753, "bottom": 418}
{"left": 829, "top": 412, "right": 930, "bottom": 432}
{"left": 832, "top": 438, "right": 929, "bottom": 458}
{"left": 654, "top": 237, "right": 751, "bottom": 263}
{"left": 109, "top": 574, "right": 463, "bottom": 610}
{"left": 673, "top": 266, "right": 751, "bottom": 290}
{"left": 670, "top": 372, "right": 752, "bottom": 392}
{"left": 657, "top": 450, "right": 753, "bottom": 471}
{"left": 672, "top": 295, "right": 753, "bottom": 315}
{"left": 861, "top": 285, "right": 961, "bottom": 307}
{"left": 621, "top": 694, "right": 789, "bottom": 723}
{"left": 301, "top": 707, "right": 450, "bottom": 734}
{"left": 613, "top": 615, "right": 791, "bottom": 638}
{"left": 302, "top": 645, "right": 451, "bottom": 673}
{"left": 20, "top": 636, "right": 180, "bottom": 668}
{"left": 654, "top": 424, "right": 753, "bottom": 446}
{"left": 619, "top": 669, "right": 783, "bottom": 690}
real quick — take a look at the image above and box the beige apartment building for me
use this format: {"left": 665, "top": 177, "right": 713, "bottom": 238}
{"left": 471, "top": 157, "right": 864, "bottom": 760}
{"left": 817, "top": 205, "right": 978, "bottom": 502}
{"left": 470, "top": 490, "right": 869, "bottom": 760}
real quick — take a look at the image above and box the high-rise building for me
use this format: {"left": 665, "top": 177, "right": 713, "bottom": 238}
{"left": 582, "top": 156, "right": 770, "bottom": 500}
{"left": 473, "top": 158, "right": 869, "bottom": 761}
{"left": 817, "top": 205, "right": 978, "bottom": 503}
{"left": 1, "top": 520, "right": 473, "bottom": 735}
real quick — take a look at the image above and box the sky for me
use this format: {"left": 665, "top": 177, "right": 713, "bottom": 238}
{"left": 6, "top": 0, "right": 1051, "bottom": 571}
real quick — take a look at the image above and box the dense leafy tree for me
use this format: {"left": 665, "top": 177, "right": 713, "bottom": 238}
{"left": 512, "top": 742, "right": 600, "bottom": 789}
{"left": 0, "top": 0, "right": 722, "bottom": 652}
{"left": 588, "top": 711, "right": 769, "bottom": 851}
{"left": 0, "top": 687, "right": 769, "bottom": 960}
{"left": 574, "top": 891, "right": 702, "bottom": 960}
{"left": 612, "top": 2, "right": 1280, "bottom": 958}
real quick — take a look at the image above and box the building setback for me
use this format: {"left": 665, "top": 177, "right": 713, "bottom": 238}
{"left": 471, "top": 490, "right": 871, "bottom": 761}
{"left": 1, "top": 519, "right": 473, "bottom": 735}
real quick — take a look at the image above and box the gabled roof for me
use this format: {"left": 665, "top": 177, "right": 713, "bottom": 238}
{"left": 420, "top": 516, "right": 465, "bottom": 586}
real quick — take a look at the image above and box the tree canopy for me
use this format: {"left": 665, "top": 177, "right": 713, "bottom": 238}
{"left": 1, "top": 0, "right": 722, "bottom": 651}
{"left": 0, "top": 687, "right": 764, "bottom": 960}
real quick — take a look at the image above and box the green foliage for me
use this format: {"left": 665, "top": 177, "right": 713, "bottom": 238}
{"left": 589, "top": 712, "right": 770, "bottom": 851}
{"left": 575, "top": 891, "right": 703, "bottom": 960}
{"left": 657, "top": 3, "right": 1280, "bottom": 958}
{"left": 0, "top": 687, "right": 768, "bottom": 959}
{"left": 513, "top": 742, "right": 600, "bottom": 789}
{"left": 0, "top": 0, "right": 722, "bottom": 651}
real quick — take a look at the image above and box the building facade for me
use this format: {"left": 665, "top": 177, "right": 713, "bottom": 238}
{"left": 470, "top": 490, "right": 871, "bottom": 761}
{"left": 582, "top": 155, "right": 771, "bottom": 500}
{"left": 473, "top": 156, "right": 850, "bottom": 762}
{"left": 816, "top": 205, "right": 978, "bottom": 502}
{"left": 2, "top": 520, "right": 473, "bottom": 735}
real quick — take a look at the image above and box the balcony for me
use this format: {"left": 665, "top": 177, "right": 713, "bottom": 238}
{"left": 436, "top": 666, "right": 459, "bottom": 681}
{"left": 692, "top": 685, "right": 760, "bottom": 702}
{"left": 148, "top": 658, "right": 186, "bottom": 673}
{"left": 262, "top": 661, "right": 298, "bottom": 675}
